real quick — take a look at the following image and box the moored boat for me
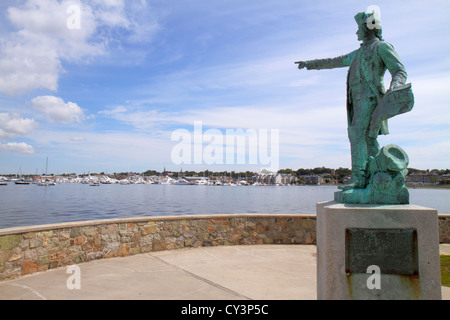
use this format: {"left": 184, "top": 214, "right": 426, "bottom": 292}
{"left": 15, "top": 179, "right": 30, "bottom": 185}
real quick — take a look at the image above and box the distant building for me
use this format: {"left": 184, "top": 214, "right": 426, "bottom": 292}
{"left": 253, "top": 173, "right": 295, "bottom": 185}
{"left": 275, "top": 173, "right": 295, "bottom": 185}
{"left": 406, "top": 172, "right": 440, "bottom": 185}
{"left": 253, "top": 173, "right": 275, "bottom": 185}
{"left": 303, "top": 175, "right": 324, "bottom": 185}
{"left": 441, "top": 174, "right": 450, "bottom": 185}
{"left": 184, "top": 177, "right": 210, "bottom": 183}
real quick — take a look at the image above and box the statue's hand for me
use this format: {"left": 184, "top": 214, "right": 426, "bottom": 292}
{"left": 389, "top": 81, "right": 402, "bottom": 92}
{"left": 295, "top": 61, "right": 307, "bottom": 70}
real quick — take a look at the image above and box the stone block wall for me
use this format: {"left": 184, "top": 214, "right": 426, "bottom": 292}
{"left": 0, "top": 214, "right": 448, "bottom": 281}
{"left": 0, "top": 214, "right": 316, "bottom": 281}
{"left": 440, "top": 215, "right": 450, "bottom": 243}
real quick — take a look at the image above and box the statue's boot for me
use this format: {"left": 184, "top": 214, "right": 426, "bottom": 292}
{"left": 338, "top": 171, "right": 366, "bottom": 190}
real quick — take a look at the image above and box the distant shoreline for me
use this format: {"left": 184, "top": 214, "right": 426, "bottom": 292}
{"left": 406, "top": 185, "right": 450, "bottom": 190}
{"left": 305, "top": 183, "right": 450, "bottom": 190}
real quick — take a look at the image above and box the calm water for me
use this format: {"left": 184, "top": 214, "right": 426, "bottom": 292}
{"left": 0, "top": 183, "right": 448, "bottom": 229}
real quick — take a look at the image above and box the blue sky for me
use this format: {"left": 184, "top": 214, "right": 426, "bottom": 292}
{"left": 0, "top": 0, "right": 449, "bottom": 174}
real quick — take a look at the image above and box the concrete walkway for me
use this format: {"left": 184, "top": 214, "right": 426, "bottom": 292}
{"left": 0, "top": 244, "right": 449, "bottom": 300}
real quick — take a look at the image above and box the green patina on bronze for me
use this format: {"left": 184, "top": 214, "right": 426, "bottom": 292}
{"left": 296, "top": 11, "right": 414, "bottom": 204}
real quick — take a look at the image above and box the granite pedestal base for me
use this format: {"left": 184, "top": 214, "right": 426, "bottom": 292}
{"left": 316, "top": 200, "right": 442, "bottom": 300}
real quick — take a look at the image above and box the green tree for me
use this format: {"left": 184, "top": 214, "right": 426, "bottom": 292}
{"left": 335, "top": 167, "right": 351, "bottom": 183}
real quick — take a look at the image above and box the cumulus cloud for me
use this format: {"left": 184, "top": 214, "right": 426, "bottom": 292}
{"left": 0, "top": 112, "right": 37, "bottom": 141}
{"left": 0, "top": 142, "right": 35, "bottom": 154}
{"left": 0, "top": 0, "right": 158, "bottom": 96}
{"left": 31, "top": 95, "right": 86, "bottom": 124}
{"left": 0, "top": 112, "right": 37, "bottom": 154}
{"left": 0, "top": 0, "right": 98, "bottom": 95}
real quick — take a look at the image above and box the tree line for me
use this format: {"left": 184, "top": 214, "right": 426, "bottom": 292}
{"left": 10, "top": 166, "right": 446, "bottom": 180}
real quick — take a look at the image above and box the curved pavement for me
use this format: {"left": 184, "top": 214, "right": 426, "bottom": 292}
{"left": 0, "top": 244, "right": 449, "bottom": 300}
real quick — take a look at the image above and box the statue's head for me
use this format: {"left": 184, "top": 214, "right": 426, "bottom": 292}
{"left": 355, "top": 11, "right": 383, "bottom": 41}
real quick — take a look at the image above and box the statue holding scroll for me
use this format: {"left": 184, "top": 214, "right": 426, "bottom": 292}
{"left": 296, "top": 10, "right": 414, "bottom": 204}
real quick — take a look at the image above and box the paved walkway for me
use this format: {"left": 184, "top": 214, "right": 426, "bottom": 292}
{"left": 0, "top": 244, "right": 449, "bottom": 300}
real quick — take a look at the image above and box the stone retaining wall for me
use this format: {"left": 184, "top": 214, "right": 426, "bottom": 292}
{"left": 0, "top": 214, "right": 448, "bottom": 281}
{"left": 0, "top": 215, "right": 315, "bottom": 281}
{"left": 440, "top": 215, "right": 450, "bottom": 243}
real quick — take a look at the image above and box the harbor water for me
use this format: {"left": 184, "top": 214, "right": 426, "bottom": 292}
{"left": 0, "top": 183, "right": 448, "bottom": 229}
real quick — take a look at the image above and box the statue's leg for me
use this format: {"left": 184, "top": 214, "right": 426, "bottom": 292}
{"left": 366, "top": 135, "right": 381, "bottom": 158}
{"left": 338, "top": 126, "right": 367, "bottom": 190}
{"left": 365, "top": 95, "right": 381, "bottom": 159}
{"left": 339, "top": 97, "right": 376, "bottom": 190}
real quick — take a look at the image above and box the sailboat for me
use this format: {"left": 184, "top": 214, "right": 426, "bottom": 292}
{"left": 38, "top": 157, "right": 56, "bottom": 186}
{"left": 38, "top": 178, "right": 56, "bottom": 186}
{"left": 15, "top": 165, "right": 30, "bottom": 185}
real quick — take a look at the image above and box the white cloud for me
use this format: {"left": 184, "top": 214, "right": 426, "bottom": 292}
{"left": 0, "top": 0, "right": 99, "bottom": 95}
{"left": 28, "top": 126, "right": 172, "bottom": 173}
{"left": 70, "top": 136, "right": 87, "bottom": 142}
{"left": 0, "top": 112, "right": 37, "bottom": 155}
{"left": 0, "top": 0, "right": 158, "bottom": 96}
{"left": 31, "top": 95, "right": 86, "bottom": 124}
{"left": 98, "top": 105, "right": 128, "bottom": 115}
{"left": 0, "top": 112, "right": 37, "bottom": 141}
{"left": 91, "top": 0, "right": 129, "bottom": 28}
{"left": 0, "top": 142, "right": 34, "bottom": 154}
{"left": 0, "top": 0, "right": 448, "bottom": 173}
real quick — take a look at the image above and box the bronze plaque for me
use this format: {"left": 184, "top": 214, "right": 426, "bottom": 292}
{"left": 345, "top": 228, "right": 418, "bottom": 275}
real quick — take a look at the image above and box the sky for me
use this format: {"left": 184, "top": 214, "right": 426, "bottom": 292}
{"left": 0, "top": 0, "right": 449, "bottom": 175}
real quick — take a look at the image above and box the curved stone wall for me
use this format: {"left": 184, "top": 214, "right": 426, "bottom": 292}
{"left": 440, "top": 215, "right": 450, "bottom": 243}
{"left": 0, "top": 214, "right": 448, "bottom": 281}
{"left": 0, "top": 214, "right": 315, "bottom": 281}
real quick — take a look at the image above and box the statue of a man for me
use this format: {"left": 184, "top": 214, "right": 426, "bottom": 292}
{"left": 297, "top": 11, "right": 408, "bottom": 191}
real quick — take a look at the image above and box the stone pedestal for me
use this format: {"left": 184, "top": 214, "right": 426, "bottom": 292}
{"left": 316, "top": 200, "right": 442, "bottom": 300}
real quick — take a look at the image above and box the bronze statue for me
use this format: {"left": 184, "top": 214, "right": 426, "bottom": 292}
{"left": 296, "top": 11, "right": 414, "bottom": 204}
